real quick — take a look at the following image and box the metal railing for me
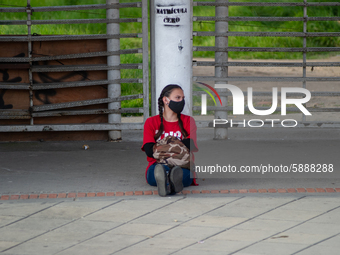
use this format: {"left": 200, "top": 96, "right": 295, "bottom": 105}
{"left": 0, "top": 0, "right": 149, "bottom": 139}
{"left": 192, "top": 0, "right": 340, "bottom": 134}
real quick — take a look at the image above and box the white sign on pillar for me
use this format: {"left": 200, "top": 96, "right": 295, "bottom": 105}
{"left": 154, "top": 0, "right": 192, "bottom": 115}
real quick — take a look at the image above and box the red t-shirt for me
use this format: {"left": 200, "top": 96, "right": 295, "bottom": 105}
{"left": 141, "top": 114, "right": 198, "bottom": 178}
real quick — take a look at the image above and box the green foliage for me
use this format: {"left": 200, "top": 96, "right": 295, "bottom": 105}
{"left": 120, "top": 53, "right": 143, "bottom": 114}
{"left": 193, "top": 0, "right": 340, "bottom": 59}
{"left": 1, "top": 0, "right": 339, "bottom": 58}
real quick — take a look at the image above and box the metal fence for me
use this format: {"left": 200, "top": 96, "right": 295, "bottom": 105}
{"left": 1, "top": 0, "right": 340, "bottom": 141}
{"left": 0, "top": 0, "right": 149, "bottom": 140}
{"left": 192, "top": 0, "right": 340, "bottom": 136}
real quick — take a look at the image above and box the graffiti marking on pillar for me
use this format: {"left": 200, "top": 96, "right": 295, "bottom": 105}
{"left": 156, "top": 4, "right": 187, "bottom": 27}
{"left": 156, "top": 7, "right": 187, "bottom": 14}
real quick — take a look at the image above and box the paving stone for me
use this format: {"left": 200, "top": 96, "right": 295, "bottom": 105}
{"left": 231, "top": 253, "right": 263, "bottom": 255}
{"left": 286, "top": 243, "right": 340, "bottom": 255}
{"left": 0, "top": 228, "right": 43, "bottom": 242}
{"left": 155, "top": 225, "right": 225, "bottom": 240}
{"left": 105, "top": 223, "right": 173, "bottom": 237}
{"left": 55, "top": 234, "right": 146, "bottom": 255}
{"left": 29, "top": 219, "right": 120, "bottom": 243}
{"left": 0, "top": 218, "right": 69, "bottom": 232}
{"left": 132, "top": 212, "right": 194, "bottom": 225}
{"left": 207, "top": 205, "right": 270, "bottom": 218}
{"left": 210, "top": 229, "right": 278, "bottom": 242}
{"left": 0, "top": 203, "right": 57, "bottom": 217}
{"left": 233, "top": 218, "right": 299, "bottom": 231}
{"left": 181, "top": 215, "right": 248, "bottom": 228}
{"left": 114, "top": 246, "right": 177, "bottom": 255}
{"left": 307, "top": 208, "right": 340, "bottom": 224}
{"left": 278, "top": 197, "right": 340, "bottom": 212}
{"left": 282, "top": 222, "right": 340, "bottom": 235}
{"left": 237, "top": 242, "right": 307, "bottom": 255}
{"left": 315, "top": 234, "right": 340, "bottom": 247}
{"left": 230, "top": 197, "right": 294, "bottom": 209}
{"left": 0, "top": 241, "right": 20, "bottom": 252}
{"left": 85, "top": 199, "right": 173, "bottom": 222}
{"left": 148, "top": 197, "right": 235, "bottom": 217}
{"left": 179, "top": 239, "right": 254, "bottom": 252}
{"left": 85, "top": 209, "right": 147, "bottom": 222}
{"left": 23, "top": 231, "right": 85, "bottom": 245}
{"left": 129, "top": 236, "right": 199, "bottom": 250}
{"left": 265, "top": 232, "right": 333, "bottom": 245}
{"left": 54, "top": 243, "right": 132, "bottom": 255}
{"left": 29, "top": 206, "right": 95, "bottom": 220}
{"left": 1, "top": 241, "right": 75, "bottom": 255}
{"left": 30, "top": 200, "right": 115, "bottom": 220}
{"left": 257, "top": 209, "right": 322, "bottom": 222}
{"left": 0, "top": 216, "right": 22, "bottom": 228}
{"left": 175, "top": 249, "right": 234, "bottom": 255}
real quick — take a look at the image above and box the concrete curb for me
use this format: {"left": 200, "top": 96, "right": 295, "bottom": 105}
{"left": 1, "top": 187, "right": 339, "bottom": 200}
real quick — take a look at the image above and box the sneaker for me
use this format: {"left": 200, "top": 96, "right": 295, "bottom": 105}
{"left": 154, "top": 164, "right": 169, "bottom": 197}
{"left": 170, "top": 166, "right": 183, "bottom": 193}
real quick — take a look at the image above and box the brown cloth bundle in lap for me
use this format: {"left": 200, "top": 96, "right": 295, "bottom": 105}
{"left": 153, "top": 136, "right": 192, "bottom": 169}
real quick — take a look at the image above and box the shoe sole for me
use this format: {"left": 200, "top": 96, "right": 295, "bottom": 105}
{"left": 170, "top": 166, "right": 183, "bottom": 193}
{"left": 154, "top": 165, "right": 168, "bottom": 197}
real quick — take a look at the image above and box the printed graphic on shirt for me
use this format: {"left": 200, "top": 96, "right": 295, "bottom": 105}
{"left": 155, "top": 130, "right": 182, "bottom": 141}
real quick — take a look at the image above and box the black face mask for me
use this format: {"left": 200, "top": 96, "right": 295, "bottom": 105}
{"left": 167, "top": 98, "right": 185, "bottom": 114}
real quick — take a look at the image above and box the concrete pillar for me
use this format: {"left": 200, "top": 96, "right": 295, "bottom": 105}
{"left": 107, "top": 0, "right": 121, "bottom": 140}
{"left": 152, "top": 0, "right": 193, "bottom": 115}
{"left": 214, "top": 0, "right": 228, "bottom": 139}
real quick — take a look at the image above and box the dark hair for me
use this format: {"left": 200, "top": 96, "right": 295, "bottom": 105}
{"left": 154, "top": 84, "right": 188, "bottom": 141}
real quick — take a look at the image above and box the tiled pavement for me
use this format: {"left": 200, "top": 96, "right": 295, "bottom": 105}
{"left": 0, "top": 194, "right": 339, "bottom": 255}
{"left": 1, "top": 128, "right": 340, "bottom": 254}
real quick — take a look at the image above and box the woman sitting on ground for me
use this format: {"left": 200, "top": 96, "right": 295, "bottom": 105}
{"left": 141, "top": 84, "right": 198, "bottom": 196}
